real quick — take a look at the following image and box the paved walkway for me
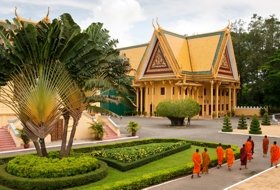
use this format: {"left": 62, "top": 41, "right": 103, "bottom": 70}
{"left": 1, "top": 116, "right": 279, "bottom": 189}
{"left": 111, "top": 116, "right": 280, "bottom": 190}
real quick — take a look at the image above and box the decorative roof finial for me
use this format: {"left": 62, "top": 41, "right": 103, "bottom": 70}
{"left": 227, "top": 20, "right": 232, "bottom": 30}
{"left": 43, "top": 7, "right": 50, "bottom": 22}
{"left": 156, "top": 17, "right": 160, "bottom": 29}
{"left": 152, "top": 18, "right": 156, "bottom": 30}
{"left": 15, "top": 7, "right": 19, "bottom": 19}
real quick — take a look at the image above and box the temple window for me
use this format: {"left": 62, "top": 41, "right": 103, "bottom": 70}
{"left": 160, "top": 87, "right": 165, "bottom": 95}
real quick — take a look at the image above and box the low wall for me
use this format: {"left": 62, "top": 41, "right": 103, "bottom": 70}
{"left": 235, "top": 106, "right": 265, "bottom": 117}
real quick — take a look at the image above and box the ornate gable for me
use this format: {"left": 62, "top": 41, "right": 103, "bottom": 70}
{"left": 217, "top": 47, "right": 233, "bottom": 76}
{"left": 144, "top": 40, "right": 173, "bottom": 75}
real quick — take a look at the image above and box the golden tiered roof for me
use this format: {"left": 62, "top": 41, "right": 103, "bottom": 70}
{"left": 120, "top": 24, "right": 238, "bottom": 83}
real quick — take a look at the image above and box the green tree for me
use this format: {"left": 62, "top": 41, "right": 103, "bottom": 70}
{"left": 156, "top": 99, "right": 200, "bottom": 126}
{"left": 261, "top": 50, "right": 280, "bottom": 109}
{"left": 0, "top": 14, "right": 132, "bottom": 157}
{"left": 261, "top": 112, "right": 271, "bottom": 125}
{"left": 231, "top": 14, "right": 280, "bottom": 106}
{"left": 249, "top": 115, "right": 262, "bottom": 134}
{"left": 237, "top": 114, "right": 248, "bottom": 129}
{"left": 222, "top": 116, "right": 233, "bottom": 132}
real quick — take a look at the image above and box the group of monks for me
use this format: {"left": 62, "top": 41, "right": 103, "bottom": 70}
{"left": 191, "top": 135, "right": 280, "bottom": 178}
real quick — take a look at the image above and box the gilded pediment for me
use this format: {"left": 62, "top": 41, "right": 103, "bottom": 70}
{"left": 144, "top": 41, "right": 173, "bottom": 75}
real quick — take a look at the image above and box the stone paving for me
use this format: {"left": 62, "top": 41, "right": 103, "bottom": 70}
{"left": 111, "top": 116, "right": 280, "bottom": 190}
{"left": 1, "top": 116, "right": 279, "bottom": 189}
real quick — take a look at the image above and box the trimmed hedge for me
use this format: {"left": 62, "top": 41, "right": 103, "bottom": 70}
{"left": 0, "top": 161, "right": 108, "bottom": 190}
{"left": 7, "top": 154, "right": 99, "bottom": 178}
{"left": 73, "top": 138, "right": 186, "bottom": 153}
{"left": 90, "top": 159, "right": 229, "bottom": 190}
{"left": 96, "top": 142, "right": 191, "bottom": 171}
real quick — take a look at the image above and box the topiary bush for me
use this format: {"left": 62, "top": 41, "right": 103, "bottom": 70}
{"left": 222, "top": 115, "right": 233, "bottom": 132}
{"left": 249, "top": 115, "right": 262, "bottom": 134}
{"left": 261, "top": 112, "right": 271, "bottom": 126}
{"left": 156, "top": 99, "right": 200, "bottom": 126}
{"left": 6, "top": 154, "right": 99, "bottom": 178}
{"left": 237, "top": 114, "right": 248, "bottom": 129}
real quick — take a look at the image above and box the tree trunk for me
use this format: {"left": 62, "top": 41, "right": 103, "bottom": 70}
{"left": 65, "top": 110, "right": 82, "bottom": 156}
{"left": 60, "top": 111, "right": 70, "bottom": 157}
{"left": 33, "top": 140, "right": 42, "bottom": 156}
{"left": 168, "top": 117, "right": 185, "bottom": 126}
{"left": 39, "top": 138, "right": 48, "bottom": 157}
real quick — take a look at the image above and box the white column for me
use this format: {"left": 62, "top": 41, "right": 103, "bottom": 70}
{"left": 202, "top": 87, "right": 205, "bottom": 117}
{"left": 136, "top": 88, "right": 139, "bottom": 113}
{"left": 229, "top": 87, "right": 232, "bottom": 112}
{"left": 140, "top": 87, "right": 143, "bottom": 114}
{"left": 210, "top": 80, "right": 214, "bottom": 119}
{"left": 215, "top": 82, "right": 220, "bottom": 118}
{"left": 233, "top": 86, "right": 236, "bottom": 111}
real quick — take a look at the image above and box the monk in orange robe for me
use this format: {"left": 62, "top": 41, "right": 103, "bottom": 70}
{"left": 191, "top": 149, "right": 201, "bottom": 178}
{"left": 226, "top": 145, "right": 235, "bottom": 171}
{"left": 270, "top": 141, "right": 279, "bottom": 168}
{"left": 263, "top": 135, "right": 269, "bottom": 157}
{"left": 245, "top": 138, "right": 252, "bottom": 161}
{"left": 216, "top": 143, "right": 224, "bottom": 168}
{"left": 202, "top": 148, "right": 210, "bottom": 174}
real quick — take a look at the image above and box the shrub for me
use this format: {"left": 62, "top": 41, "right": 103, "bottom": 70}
{"left": 237, "top": 115, "right": 248, "bottom": 129}
{"left": 249, "top": 115, "right": 262, "bottom": 134}
{"left": 89, "top": 121, "right": 104, "bottom": 140}
{"left": 93, "top": 140, "right": 190, "bottom": 171}
{"left": 17, "top": 128, "right": 30, "bottom": 145}
{"left": 261, "top": 112, "right": 271, "bottom": 125}
{"left": 260, "top": 107, "right": 266, "bottom": 116}
{"left": 6, "top": 154, "right": 99, "bottom": 178}
{"left": 156, "top": 99, "right": 200, "bottom": 126}
{"left": 222, "top": 115, "right": 233, "bottom": 132}
{"left": 126, "top": 121, "right": 140, "bottom": 136}
{"left": 0, "top": 161, "right": 108, "bottom": 190}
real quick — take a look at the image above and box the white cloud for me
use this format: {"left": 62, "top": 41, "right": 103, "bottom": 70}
{"left": 80, "top": 0, "right": 146, "bottom": 47}
{"left": 0, "top": 6, "right": 13, "bottom": 15}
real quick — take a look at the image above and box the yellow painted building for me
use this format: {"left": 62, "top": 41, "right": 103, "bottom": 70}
{"left": 120, "top": 25, "right": 240, "bottom": 119}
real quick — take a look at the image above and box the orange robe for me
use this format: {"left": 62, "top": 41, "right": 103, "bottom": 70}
{"left": 226, "top": 148, "right": 235, "bottom": 167}
{"left": 263, "top": 138, "right": 269, "bottom": 154}
{"left": 202, "top": 151, "right": 210, "bottom": 173}
{"left": 270, "top": 144, "right": 280, "bottom": 165}
{"left": 192, "top": 152, "right": 201, "bottom": 174}
{"left": 216, "top": 146, "right": 224, "bottom": 165}
{"left": 245, "top": 141, "right": 252, "bottom": 160}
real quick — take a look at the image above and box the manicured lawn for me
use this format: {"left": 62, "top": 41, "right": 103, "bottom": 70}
{"left": 68, "top": 145, "right": 217, "bottom": 190}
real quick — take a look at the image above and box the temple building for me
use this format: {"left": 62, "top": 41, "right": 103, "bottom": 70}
{"left": 120, "top": 25, "right": 240, "bottom": 119}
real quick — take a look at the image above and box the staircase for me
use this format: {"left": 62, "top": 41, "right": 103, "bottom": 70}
{"left": 103, "top": 124, "right": 118, "bottom": 140}
{"left": 0, "top": 126, "right": 17, "bottom": 151}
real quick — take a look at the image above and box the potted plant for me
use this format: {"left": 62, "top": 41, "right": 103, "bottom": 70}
{"left": 127, "top": 121, "right": 140, "bottom": 136}
{"left": 89, "top": 121, "right": 104, "bottom": 140}
{"left": 17, "top": 128, "right": 30, "bottom": 148}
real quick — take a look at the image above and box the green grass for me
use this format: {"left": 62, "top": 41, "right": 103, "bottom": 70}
{"left": 68, "top": 146, "right": 217, "bottom": 190}
{"left": 0, "top": 185, "right": 11, "bottom": 190}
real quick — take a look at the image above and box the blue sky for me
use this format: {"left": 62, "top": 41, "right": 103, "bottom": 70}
{"left": 0, "top": 0, "right": 279, "bottom": 47}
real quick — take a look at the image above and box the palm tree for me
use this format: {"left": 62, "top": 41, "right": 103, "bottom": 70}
{"left": 0, "top": 14, "right": 134, "bottom": 157}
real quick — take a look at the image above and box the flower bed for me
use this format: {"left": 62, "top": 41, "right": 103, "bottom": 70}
{"left": 91, "top": 140, "right": 191, "bottom": 171}
{"left": 91, "top": 141, "right": 188, "bottom": 163}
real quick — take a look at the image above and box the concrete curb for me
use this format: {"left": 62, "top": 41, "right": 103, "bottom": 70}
{"left": 218, "top": 131, "right": 280, "bottom": 138}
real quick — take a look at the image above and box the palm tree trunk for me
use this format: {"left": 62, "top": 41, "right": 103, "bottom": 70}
{"left": 60, "top": 111, "right": 70, "bottom": 157}
{"left": 65, "top": 111, "right": 82, "bottom": 156}
{"left": 39, "top": 138, "right": 48, "bottom": 157}
{"left": 33, "top": 140, "right": 42, "bottom": 156}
